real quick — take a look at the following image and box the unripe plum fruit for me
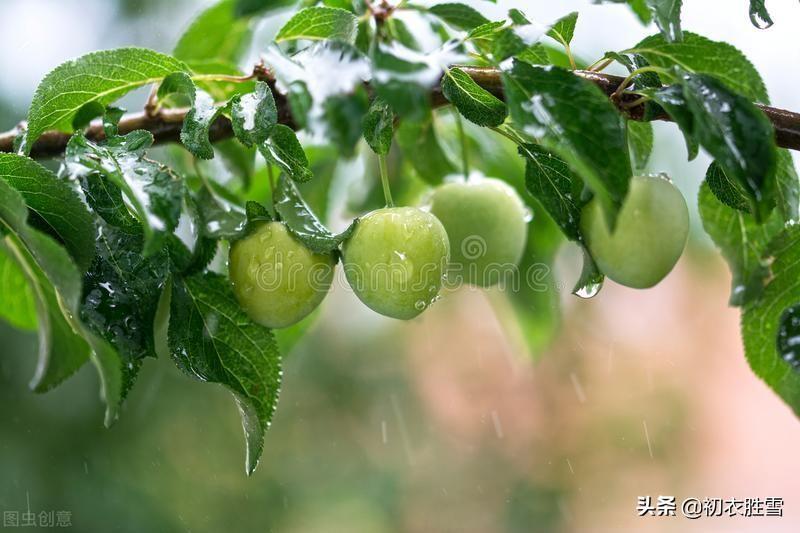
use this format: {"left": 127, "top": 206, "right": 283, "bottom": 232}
{"left": 580, "top": 174, "right": 689, "bottom": 289}
{"left": 343, "top": 207, "right": 449, "bottom": 320}
{"left": 229, "top": 221, "right": 336, "bottom": 329}
{"left": 429, "top": 176, "right": 528, "bottom": 287}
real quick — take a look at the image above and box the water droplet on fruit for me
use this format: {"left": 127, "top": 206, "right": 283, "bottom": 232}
{"left": 414, "top": 300, "right": 427, "bottom": 311}
{"left": 522, "top": 206, "right": 533, "bottom": 223}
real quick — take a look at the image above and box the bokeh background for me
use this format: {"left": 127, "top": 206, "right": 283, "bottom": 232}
{"left": 1, "top": 1, "right": 800, "bottom": 531}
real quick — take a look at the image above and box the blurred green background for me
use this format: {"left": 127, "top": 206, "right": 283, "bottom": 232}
{"left": 1, "top": 1, "right": 799, "bottom": 531}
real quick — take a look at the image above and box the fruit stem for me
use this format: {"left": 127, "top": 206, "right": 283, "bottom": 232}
{"left": 455, "top": 112, "right": 470, "bottom": 181}
{"left": 378, "top": 154, "right": 395, "bottom": 207}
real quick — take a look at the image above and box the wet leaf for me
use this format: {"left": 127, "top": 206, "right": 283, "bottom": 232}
{"left": 169, "top": 272, "right": 283, "bottom": 475}
{"left": 0, "top": 154, "right": 96, "bottom": 271}
{"left": 698, "top": 181, "right": 781, "bottom": 306}
{"left": 503, "top": 61, "right": 631, "bottom": 227}
{"left": 158, "top": 72, "right": 224, "bottom": 160}
{"left": 0, "top": 178, "right": 123, "bottom": 419}
{"left": 81, "top": 221, "right": 172, "bottom": 400}
{"left": 260, "top": 124, "right": 313, "bottom": 182}
{"left": 742, "top": 227, "right": 800, "bottom": 416}
{"left": 65, "top": 131, "right": 184, "bottom": 257}
{"left": 362, "top": 99, "right": 394, "bottom": 155}
{"left": 230, "top": 81, "right": 278, "bottom": 147}
{"left": 680, "top": 73, "right": 776, "bottom": 220}
{"left": 627, "top": 32, "right": 768, "bottom": 103}
{"left": 519, "top": 143, "right": 582, "bottom": 241}
{"left": 274, "top": 174, "right": 354, "bottom": 254}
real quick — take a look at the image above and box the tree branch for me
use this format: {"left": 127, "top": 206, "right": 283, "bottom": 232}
{"left": 2, "top": 66, "right": 800, "bottom": 158}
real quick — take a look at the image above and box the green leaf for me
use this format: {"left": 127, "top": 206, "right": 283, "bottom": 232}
{"left": 515, "top": 43, "right": 551, "bottom": 66}
{"left": 503, "top": 61, "right": 631, "bottom": 226}
{"left": 680, "top": 73, "right": 776, "bottom": 220}
{"left": 627, "top": 32, "right": 768, "bottom": 103}
{"left": 230, "top": 81, "right": 278, "bottom": 147}
{"left": 174, "top": 0, "right": 252, "bottom": 64}
{"left": 645, "top": 0, "right": 682, "bottom": 41}
{"left": 490, "top": 28, "right": 529, "bottom": 62}
{"left": 323, "top": 87, "right": 369, "bottom": 158}
{"left": 428, "top": 3, "right": 490, "bottom": 31}
{"left": 235, "top": 0, "right": 296, "bottom": 17}
{"left": 441, "top": 67, "right": 507, "bottom": 127}
{"left": 0, "top": 154, "right": 96, "bottom": 272}
{"left": 0, "top": 243, "right": 37, "bottom": 330}
{"left": 627, "top": 120, "right": 654, "bottom": 172}
{"left": 275, "top": 6, "right": 358, "bottom": 43}
{"left": 396, "top": 113, "right": 457, "bottom": 186}
{"left": 81, "top": 221, "right": 172, "bottom": 400}
{"left": 698, "top": 181, "right": 781, "bottom": 306}
{"left": 274, "top": 174, "right": 354, "bottom": 254}
{"left": 362, "top": 99, "right": 394, "bottom": 155}
{"left": 65, "top": 131, "right": 184, "bottom": 257}
{"left": 641, "top": 84, "right": 698, "bottom": 159}
{"left": 775, "top": 150, "right": 800, "bottom": 223}
{"left": 26, "top": 48, "right": 189, "bottom": 147}
{"left": 705, "top": 162, "right": 750, "bottom": 213}
{"left": 191, "top": 187, "right": 246, "bottom": 240}
{"left": 742, "top": 227, "right": 800, "bottom": 416}
{"left": 2, "top": 234, "right": 90, "bottom": 393}
{"left": 749, "top": 0, "right": 774, "bottom": 29}
{"left": 519, "top": 143, "right": 582, "bottom": 241}
{"left": 158, "top": 72, "right": 224, "bottom": 160}
{"left": 466, "top": 20, "right": 506, "bottom": 41}
{"left": 547, "top": 11, "right": 578, "bottom": 46}
{"left": 168, "top": 272, "right": 283, "bottom": 475}
{"left": 260, "top": 124, "right": 313, "bottom": 182}
{"left": 370, "top": 42, "right": 432, "bottom": 120}
{"left": 0, "top": 178, "right": 101, "bottom": 395}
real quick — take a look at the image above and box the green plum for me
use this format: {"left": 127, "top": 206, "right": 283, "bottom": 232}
{"left": 429, "top": 176, "right": 528, "bottom": 287}
{"left": 580, "top": 174, "right": 689, "bottom": 289}
{"left": 229, "top": 221, "right": 336, "bottom": 329}
{"left": 343, "top": 207, "right": 449, "bottom": 320}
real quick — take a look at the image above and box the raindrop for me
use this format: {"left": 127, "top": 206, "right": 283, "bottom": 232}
{"left": 574, "top": 280, "right": 603, "bottom": 299}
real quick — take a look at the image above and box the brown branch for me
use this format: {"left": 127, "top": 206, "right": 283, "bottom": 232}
{"left": 2, "top": 67, "right": 800, "bottom": 159}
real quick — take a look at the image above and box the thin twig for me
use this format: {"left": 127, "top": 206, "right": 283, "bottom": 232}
{"left": 3, "top": 67, "right": 800, "bottom": 158}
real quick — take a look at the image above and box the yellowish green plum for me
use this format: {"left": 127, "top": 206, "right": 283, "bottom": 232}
{"left": 229, "top": 222, "right": 336, "bottom": 328}
{"left": 343, "top": 207, "right": 449, "bottom": 320}
{"left": 429, "top": 176, "right": 528, "bottom": 287}
{"left": 580, "top": 174, "right": 689, "bottom": 289}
